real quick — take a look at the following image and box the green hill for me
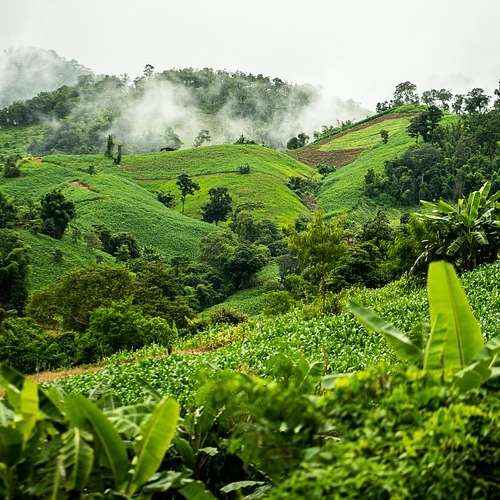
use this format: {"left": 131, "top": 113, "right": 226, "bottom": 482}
{"left": 0, "top": 154, "right": 215, "bottom": 288}
{"left": 289, "top": 107, "right": 422, "bottom": 220}
{"left": 0, "top": 143, "right": 315, "bottom": 289}
{"left": 120, "top": 144, "right": 315, "bottom": 226}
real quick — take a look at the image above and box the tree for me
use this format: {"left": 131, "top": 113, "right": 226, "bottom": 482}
{"left": 157, "top": 191, "right": 176, "bottom": 208}
{"left": 40, "top": 190, "right": 76, "bottom": 239}
{"left": 288, "top": 211, "right": 347, "bottom": 310}
{"left": 287, "top": 132, "right": 309, "bottom": 150}
{"left": 0, "top": 192, "right": 17, "bottom": 228}
{"left": 105, "top": 134, "right": 114, "bottom": 158}
{"left": 193, "top": 129, "right": 211, "bottom": 147}
{"left": 380, "top": 129, "right": 389, "bottom": 144}
{"left": 464, "top": 88, "right": 490, "bottom": 114}
{"left": 176, "top": 173, "right": 200, "bottom": 214}
{"left": 414, "top": 182, "right": 499, "bottom": 272}
{"left": 28, "top": 264, "right": 134, "bottom": 331}
{"left": 407, "top": 105, "right": 443, "bottom": 143}
{"left": 226, "top": 243, "right": 268, "bottom": 289}
{"left": 452, "top": 94, "right": 465, "bottom": 114}
{"left": 201, "top": 187, "right": 232, "bottom": 225}
{"left": 2, "top": 155, "right": 21, "bottom": 178}
{"left": 0, "top": 229, "right": 30, "bottom": 313}
{"left": 393, "top": 81, "right": 419, "bottom": 105}
{"left": 113, "top": 144, "right": 123, "bottom": 165}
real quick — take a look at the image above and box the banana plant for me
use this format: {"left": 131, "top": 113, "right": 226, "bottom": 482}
{"left": 350, "top": 260, "right": 499, "bottom": 392}
{"left": 413, "top": 182, "right": 500, "bottom": 271}
{"left": 0, "top": 364, "right": 218, "bottom": 499}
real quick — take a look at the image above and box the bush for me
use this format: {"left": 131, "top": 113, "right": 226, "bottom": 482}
{"left": 238, "top": 163, "right": 251, "bottom": 174}
{"left": 77, "top": 302, "right": 179, "bottom": 363}
{"left": 28, "top": 265, "right": 134, "bottom": 331}
{"left": 209, "top": 307, "right": 248, "bottom": 325}
{"left": 262, "top": 290, "right": 296, "bottom": 316}
{"left": 316, "top": 163, "right": 336, "bottom": 176}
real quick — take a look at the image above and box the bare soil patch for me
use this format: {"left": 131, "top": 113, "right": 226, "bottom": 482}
{"left": 70, "top": 180, "right": 96, "bottom": 192}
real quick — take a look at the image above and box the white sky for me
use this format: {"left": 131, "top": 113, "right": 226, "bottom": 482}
{"left": 1, "top": 0, "right": 499, "bottom": 108}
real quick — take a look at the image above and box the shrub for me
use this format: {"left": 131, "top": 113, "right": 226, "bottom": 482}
{"left": 238, "top": 163, "right": 251, "bottom": 174}
{"left": 262, "top": 290, "right": 296, "bottom": 316}
{"left": 316, "top": 163, "right": 336, "bottom": 176}
{"left": 2, "top": 155, "right": 21, "bottom": 178}
{"left": 209, "top": 307, "right": 248, "bottom": 325}
{"left": 28, "top": 265, "right": 134, "bottom": 331}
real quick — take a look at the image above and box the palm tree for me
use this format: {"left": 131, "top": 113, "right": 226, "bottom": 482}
{"left": 413, "top": 182, "right": 499, "bottom": 272}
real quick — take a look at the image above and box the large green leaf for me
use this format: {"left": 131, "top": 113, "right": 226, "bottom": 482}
{"left": 60, "top": 428, "right": 94, "bottom": 491}
{"left": 17, "top": 378, "right": 39, "bottom": 444}
{"left": 427, "top": 261, "right": 484, "bottom": 369}
{"left": 128, "top": 397, "right": 180, "bottom": 495}
{"left": 65, "top": 394, "right": 129, "bottom": 489}
{"left": 0, "top": 428, "right": 23, "bottom": 466}
{"left": 349, "top": 301, "right": 421, "bottom": 363}
{"left": 423, "top": 313, "right": 448, "bottom": 370}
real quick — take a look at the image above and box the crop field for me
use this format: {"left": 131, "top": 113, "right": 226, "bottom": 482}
{"left": 121, "top": 144, "right": 315, "bottom": 225}
{"left": 319, "top": 116, "right": 412, "bottom": 151}
{"left": 56, "top": 260, "right": 500, "bottom": 404}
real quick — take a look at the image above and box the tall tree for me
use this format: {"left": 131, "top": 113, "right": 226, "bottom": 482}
{"left": 393, "top": 81, "right": 419, "bottom": 105}
{"left": 201, "top": 187, "right": 232, "bottom": 225}
{"left": 289, "top": 211, "right": 347, "bottom": 311}
{"left": 193, "top": 129, "right": 211, "bottom": 147}
{"left": 464, "top": 88, "right": 490, "bottom": 114}
{"left": 0, "top": 229, "right": 30, "bottom": 313}
{"left": 176, "top": 173, "right": 200, "bottom": 214}
{"left": 105, "top": 134, "right": 114, "bottom": 158}
{"left": 40, "top": 190, "right": 76, "bottom": 239}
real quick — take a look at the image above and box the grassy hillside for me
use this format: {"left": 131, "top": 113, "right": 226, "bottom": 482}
{"left": 0, "top": 125, "right": 47, "bottom": 157}
{"left": 287, "top": 111, "right": 418, "bottom": 221}
{"left": 120, "top": 144, "right": 315, "bottom": 226}
{"left": 0, "top": 155, "right": 215, "bottom": 288}
{"left": 318, "top": 115, "right": 416, "bottom": 220}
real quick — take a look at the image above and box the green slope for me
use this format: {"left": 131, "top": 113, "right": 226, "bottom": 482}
{"left": 318, "top": 116, "right": 415, "bottom": 220}
{"left": 121, "top": 144, "right": 315, "bottom": 226}
{"left": 0, "top": 125, "right": 47, "bottom": 157}
{"left": 0, "top": 155, "right": 215, "bottom": 289}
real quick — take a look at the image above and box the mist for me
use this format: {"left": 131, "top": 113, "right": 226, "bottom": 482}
{"left": 0, "top": 47, "right": 91, "bottom": 108}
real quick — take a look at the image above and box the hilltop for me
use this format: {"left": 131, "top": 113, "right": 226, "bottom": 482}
{"left": 289, "top": 106, "right": 424, "bottom": 220}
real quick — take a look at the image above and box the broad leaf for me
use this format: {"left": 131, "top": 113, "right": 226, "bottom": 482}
{"left": 128, "top": 397, "right": 180, "bottom": 494}
{"left": 180, "top": 480, "right": 217, "bottom": 499}
{"left": 423, "top": 313, "right": 448, "bottom": 370}
{"left": 60, "top": 428, "right": 94, "bottom": 491}
{"left": 427, "top": 261, "right": 484, "bottom": 369}
{"left": 349, "top": 301, "right": 421, "bottom": 363}
{"left": 17, "top": 378, "right": 39, "bottom": 444}
{"left": 0, "top": 428, "right": 23, "bottom": 466}
{"left": 65, "top": 394, "right": 129, "bottom": 489}
{"left": 453, "top": 359, "right": 492, "bottom": 393}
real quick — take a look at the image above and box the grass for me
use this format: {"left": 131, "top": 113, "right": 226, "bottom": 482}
{"left": 121, "top": 144, "right": 315, "bottom": 226}
{"left": 318, "top": 116, "right": 416, "bottom": 220}
{"left": 0, "top": 155, "right": 215, "bottom": 289}
{"left": 319, "top": 117, "right": 411, "bottom": 151}
{"left": 203, "top": 261, "right": 281, "bottom": 316}
{"left": 0, "top": 125, "right": 47, "bottom": 157}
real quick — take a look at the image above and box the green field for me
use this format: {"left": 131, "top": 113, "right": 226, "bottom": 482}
{"left": 121, "top": 144, "right": 315, "bottom": 225}
{"left": 0, "top": 143, "right": 315, "bottom": 289}
{"left": 0, "top": 125, "right": 47, "bottom": 157}
{"left": 319, "top": 116, "right": 411, "bottom": 151}
{"left": 57, "top": 260, "right": 500, "bottom": 404}
{"left": 0, "top": 155, "right": 215, "bottom": 288}
{"left": 318, "top": 117, "right": 416, "bottom": 219}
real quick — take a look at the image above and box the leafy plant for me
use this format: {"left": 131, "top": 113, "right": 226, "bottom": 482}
{"left": 350, "top": 260, "right": 499, "bottom": 391}
{"left": 415, "top": 181, "right": 500, "bottom": 271}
